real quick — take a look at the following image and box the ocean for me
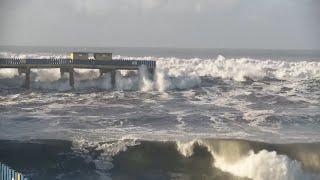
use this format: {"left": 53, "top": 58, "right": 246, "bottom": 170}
{"left": 0, "top": 46, "right": 320, "bottom": 180}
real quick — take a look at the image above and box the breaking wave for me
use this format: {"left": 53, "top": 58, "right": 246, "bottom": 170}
{"left": 0, "top": 52, "right": 320, "bottom": 91}
{"left": 177, "top": 139, "right": 320, "bottom": 180}
{"left": 155, "top": 55, "right": 320, "bottom": 82}
{"left": 2, "top": 138, "right": 320, "bottom": 180}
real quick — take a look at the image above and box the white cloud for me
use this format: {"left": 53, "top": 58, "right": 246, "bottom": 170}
{"left": 72, "top": 0, "right": 169, "bottom": 15}
{"left": 71, "top": 0, "right": 239, "bottom": 15}
{"left": 140, "top": 0, "right": 168, "bottom": 9}
{"left": 1, "top": 0, "right": 318, "bottom": 49}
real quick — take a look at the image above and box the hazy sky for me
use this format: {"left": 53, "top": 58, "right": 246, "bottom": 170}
{"left": 0, "top": 0, "right": 319, "bottom": 49}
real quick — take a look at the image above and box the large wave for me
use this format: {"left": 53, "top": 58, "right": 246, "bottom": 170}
{"left": 3, "top": 138, "right": 319, "bottom": 180}
{"left": 80, "top": 138, "right": 320, "bottom": 180}
{"left": 0, "top": 52, "right": 319, "bottom": 91}
{"left": 177, "top": 139, "right": 320, "bottom": 180}
{"left": 154, "top": 55, "right": 320, "bottom": 82}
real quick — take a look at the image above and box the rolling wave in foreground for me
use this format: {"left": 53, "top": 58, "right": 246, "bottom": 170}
{"left": 0, "top": 51, "right": 320, "bottom": 180}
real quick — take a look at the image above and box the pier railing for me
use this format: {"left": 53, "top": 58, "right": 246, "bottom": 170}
{"left": 0, "top": 58, "right": 156, "bottom": 69}
{"left": 0, "top": 162, "right": 28, "bottom": 180}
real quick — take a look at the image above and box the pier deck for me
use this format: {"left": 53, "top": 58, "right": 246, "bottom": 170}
{"left": 0, "top": 58, "right": 156, "bottom": 88}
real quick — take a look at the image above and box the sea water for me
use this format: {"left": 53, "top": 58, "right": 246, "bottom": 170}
{"left": 0, "top": 46, "right": 320, "bottom": 180}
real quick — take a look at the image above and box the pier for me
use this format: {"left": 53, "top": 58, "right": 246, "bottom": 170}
{"left": 0, "top": 52, "right": 156, "bottom": 89}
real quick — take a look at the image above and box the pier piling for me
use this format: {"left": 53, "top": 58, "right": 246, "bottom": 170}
{"left": 99, "top": 69, "right": 116, "bottom": 88}
{"left": 24, "top": 68, "right": 30, "bottom": 89}
{"left": 60, "top": 68, "right": 75, "bottom": 88}
{"left": 60, "top": 68, "right": 65, "bottom": 77}
{"left": 69, "top": 69, "right": 75, "bottom": 88}
{"left": 111, "top": 70, "right": 116, "bottom": 88}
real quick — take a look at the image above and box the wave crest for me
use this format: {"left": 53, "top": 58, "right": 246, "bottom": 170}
{"left": 1, "top": 52, "right": 320, "bottom": 91}
{"left": 177, "top": 139, "right": 320, "bottom": 180}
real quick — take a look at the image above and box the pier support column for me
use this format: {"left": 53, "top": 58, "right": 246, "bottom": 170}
{"left": 60, "top": 68, "right": 71, "bottom": 79}
{"left": 18, "top": 67, "right": 31, "bottom": 88}
{"left": 24, "top": 68, "right": 31, "bottom": 89}
{"left": 60, "top": 68, "right": 74, "bottom": 89}
{"left": 60, "top": 68, "right": 65, "bottom": 78}
{"left": 99, "top": 69, "right": 104, "bottom": 77}
{"left": 100, "top": 69, "right": 116, "bottom": 88}
{"left": 69, "top": 69, "right": 75, "bottom": 89}
{"left": 111, "top": 70, "right": 116, "bottom": 88}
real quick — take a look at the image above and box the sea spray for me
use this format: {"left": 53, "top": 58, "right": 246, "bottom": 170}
{"left": 32, "top": 69, "right": 62, "bottom": 82}
{"left": 176, "top": 140, "right": 320, "bottom": 180}
{"left": 1, "top": 53, "right": 320, "bottom": 91}
{"left": 213, "top": 150, "right": 306, "bottom": 180}
{"left": 138, "top": 65, "right": 153, "bottom": 92}
{"left": 115, "top": 71, "right": 139, "bottom": 90}
{"left": 0, "top": 68, "right": 18, "bottom": 78}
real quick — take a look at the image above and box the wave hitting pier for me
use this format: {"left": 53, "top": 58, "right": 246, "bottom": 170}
{"left": 0, "top": 52, "right": 156, "bottom": 89}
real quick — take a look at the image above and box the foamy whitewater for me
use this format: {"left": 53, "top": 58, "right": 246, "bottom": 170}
{"left": 0, "top": 48, "right": 320, "bottom": 180}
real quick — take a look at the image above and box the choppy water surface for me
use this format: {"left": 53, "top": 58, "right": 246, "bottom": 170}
{"left": 0, "top": 48, "right": 320, "bottom": 180}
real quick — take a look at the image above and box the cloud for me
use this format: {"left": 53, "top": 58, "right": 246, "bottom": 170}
{"left": 71, "top": 0, "right": 169, "bottom": 15}
{"left": 0, "top": 0, "right": 318, "bottom": 49}
{"left": 140, "top": 0, "right": 168, "bottom": 9}
{"left": 70, "top": 0, "right": 239, "bottom": 15}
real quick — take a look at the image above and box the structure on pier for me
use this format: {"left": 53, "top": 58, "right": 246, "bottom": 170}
{"left": 70, "top": 52, "right": 89, "bottom": 60}
{"left": 93, "top": 53, "right": 112, "bottom": 61}
{"left": 0, "top": 52, "right": 156, "bottom": 89}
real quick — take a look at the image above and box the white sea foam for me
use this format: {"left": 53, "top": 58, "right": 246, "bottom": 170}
{"left": 177, "top": 140, "right": 320, "bottom": 180}
{"left": 1, "top": 52, "right": 320, "bottom": 91}
{"left": 72, "top": 137, "right": 140, "bottom": 173}
{"left": 138, "top": 65, "right": 153, "bottom": 92}
{"left": 32, "top": 69, "right": 62, "bottom": 82}
{"left": 0, "top": 52, "right": 68, "bottom": 59}
{"left": 115, "top": 71, "right": 139, "bottom": 90}
{"left": 0, "top": 68, "right": 19, "bottom": 78}
{"left": 153, "top": 55, "right": 320, "bottom": 82}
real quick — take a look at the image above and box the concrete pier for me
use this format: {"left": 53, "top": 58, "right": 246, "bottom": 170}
{"left": 0, "top": 57, "right": 156, "bottom": 89}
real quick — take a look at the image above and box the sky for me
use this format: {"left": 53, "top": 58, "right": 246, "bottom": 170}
{"left": 0, "top": 0, "right": 319, "bottom": 49}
